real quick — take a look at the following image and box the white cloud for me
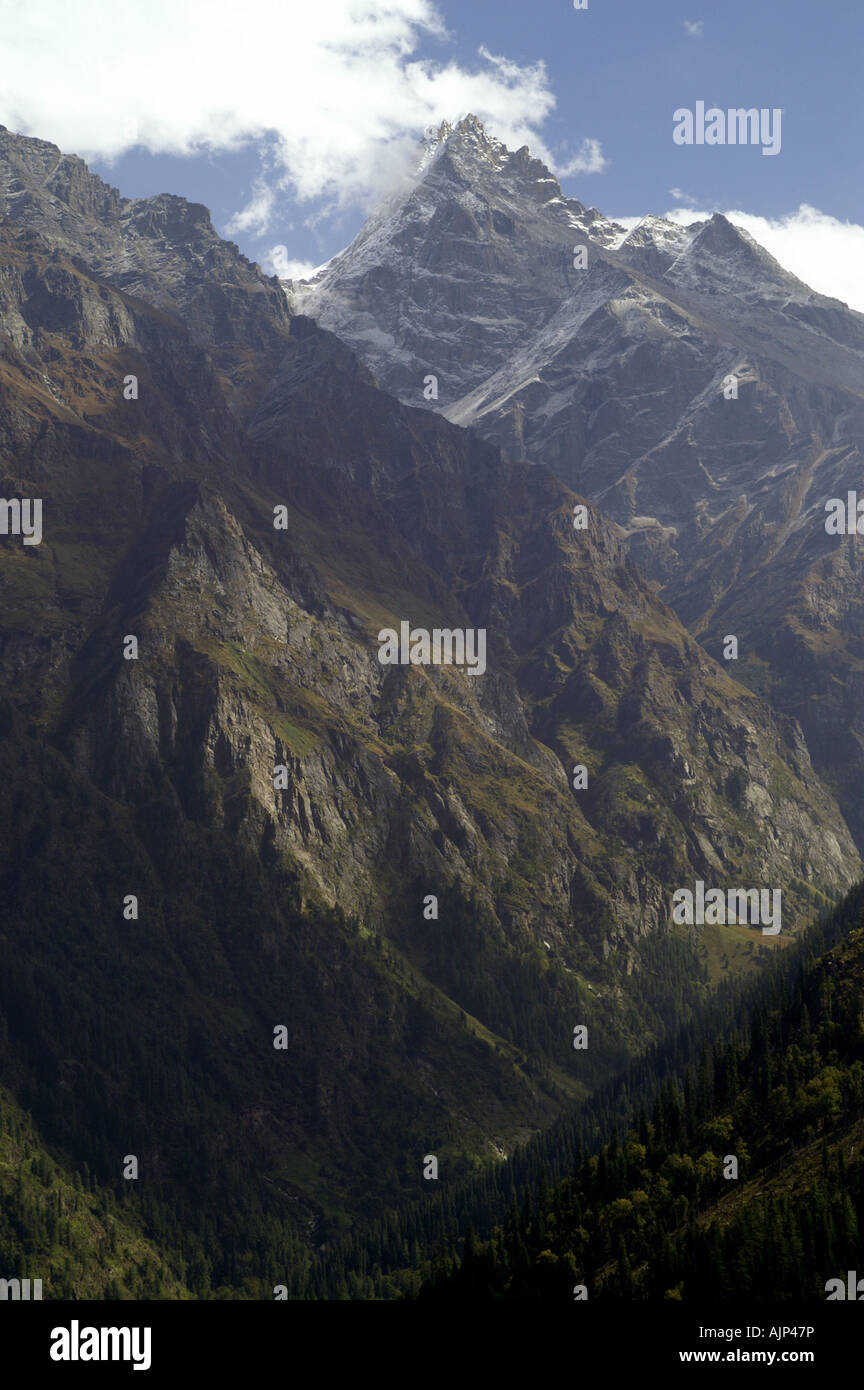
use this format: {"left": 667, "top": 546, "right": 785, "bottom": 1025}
{"left": 224, "top": 183, "right": 275, "bottom": 238}
{"left": 668, "top": 187, "right": 698, "bottom": 206}
{"left": 662, "top": 204, "right": 864, "bottom": 313}
{"left": 683, "top": 19, "right": 704, "bottom": 38}
{"left": 0, "top": 0, "right": 605, "bottom": 234}
{"left": 557, "top": 139, "right": 608, "bottom": 178}
{"left": 263, "top": 246, "right": 329, "bottom": 281}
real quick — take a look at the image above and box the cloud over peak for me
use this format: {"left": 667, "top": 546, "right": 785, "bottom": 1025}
{"left": 0, "top": 0, "right": 605, "bottom": 233}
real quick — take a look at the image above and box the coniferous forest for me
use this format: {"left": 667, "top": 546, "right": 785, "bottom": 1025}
{"left": 4, "top": 861, "right": 863, "bottom": 1301}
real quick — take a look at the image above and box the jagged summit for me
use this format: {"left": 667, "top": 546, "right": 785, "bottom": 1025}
{"left": 290, "top": 113, "right": 626, "bottom": 400}
{"left": 413, "top": 113, "right": 512, "bottom": 192}
{"left": 422, "top": 113, "right": 508, "bottom": 160}
{"left": 415, "top": 111, "right": 570, "bottom": 202}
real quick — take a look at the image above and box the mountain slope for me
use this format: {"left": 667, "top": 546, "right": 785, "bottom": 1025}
{"left": 0, "top": 124, "right": 859, "bottom": 1293}
{"left": 417, "top": 887, "right": 864, "bottom": 1300}
{"left": 0, "top": 1085, "right": 189, "bottom": 1300}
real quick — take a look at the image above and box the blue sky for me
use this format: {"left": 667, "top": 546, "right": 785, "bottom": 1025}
{"left": 2, "top": 0, "right": 862, "bottom": 304}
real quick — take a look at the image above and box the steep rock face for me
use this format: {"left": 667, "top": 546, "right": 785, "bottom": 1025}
{"left": 0, "top": 213, "right": 575, "bottom": 1218}
{"left": 294, "top": 117, "right": 864, "bottom": 846}
{"left": 243, "top": 317, "right": 859, "bottom": 932}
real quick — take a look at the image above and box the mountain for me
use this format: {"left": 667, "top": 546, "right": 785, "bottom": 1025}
{"left": 292, "top": 113, "right": 628, "bottom": 406}
{"left": 296, "top": 115, "right": 864, "bottom": 848}
{"left": 0, "top": 122, "right": 859, "bottom": 1296}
